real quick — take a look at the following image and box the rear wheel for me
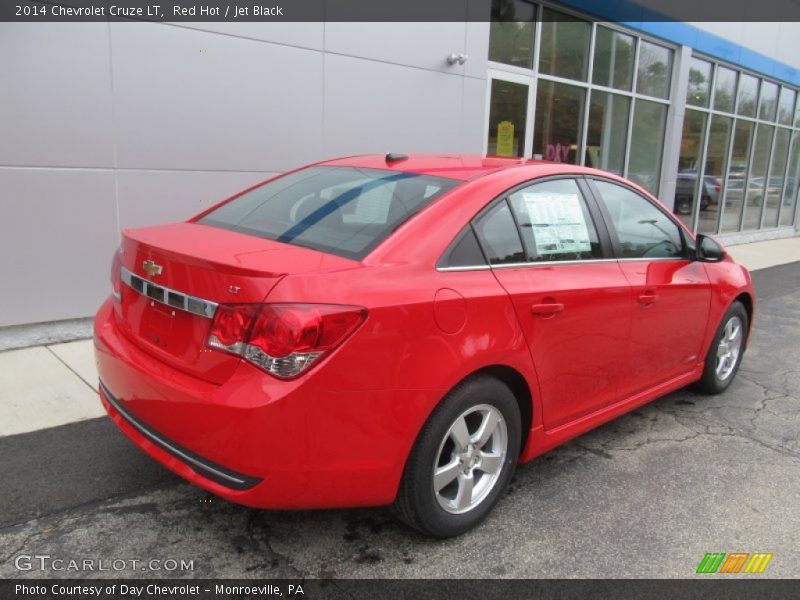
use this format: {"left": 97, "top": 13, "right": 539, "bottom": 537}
{"left": 393, "top": 376, "right": 521, "bottom": 537}
{"left": 695, "top": 301, "right": 748, "bottom": 394}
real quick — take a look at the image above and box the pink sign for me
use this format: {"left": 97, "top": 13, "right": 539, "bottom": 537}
{"left": 545, "top": 143, "right": 571, "bottom": 163}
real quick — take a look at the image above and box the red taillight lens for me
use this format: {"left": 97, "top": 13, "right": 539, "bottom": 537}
{"left": 207, "top": 303, "right": 367, "bottom": 378}
{"left": 249, "top": 305, "right": 321, "bottom": 358}
{"left": 209, "top": 304, "right": 258, "bottom": 347}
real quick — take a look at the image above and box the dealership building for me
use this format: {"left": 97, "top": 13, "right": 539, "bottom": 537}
{"left": 2, "top": 2, "right": 799, "bottom": 328}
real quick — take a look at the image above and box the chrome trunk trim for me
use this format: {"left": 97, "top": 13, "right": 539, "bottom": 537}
{"left": 120, "top": 266, "right": 217, "bottom": 319}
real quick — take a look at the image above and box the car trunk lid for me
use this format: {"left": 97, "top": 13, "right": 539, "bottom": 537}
{"left": 115, "top": 222, "right": 351, "bottom": 384}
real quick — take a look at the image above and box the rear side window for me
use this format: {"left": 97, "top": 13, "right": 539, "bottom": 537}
{"left": 198, "top": 166, "right": 458, "bottom": 260}
{"left": 439, "top": 226, "right": 487, "bottom": 268}
{"left": 473, "top": 201, "right": 526, "bottom": 265}
{"left": 507, "top": 178, "right": 603, "bottom": 262}
{"left": 593, "top": 180, "right": 684, "bottom": 258}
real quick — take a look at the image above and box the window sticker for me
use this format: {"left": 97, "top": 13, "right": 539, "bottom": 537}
{"left": 520, "top": 192, "right": 592, "bottom": 255}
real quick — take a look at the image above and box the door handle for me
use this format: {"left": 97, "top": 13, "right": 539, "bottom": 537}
{"left": 637, "top": 290, "right": 658, "bottom": 307}
{"left": 531, "top": 302, "right": 564, "bottom": 317}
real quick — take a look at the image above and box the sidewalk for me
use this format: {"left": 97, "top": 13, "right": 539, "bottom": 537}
{"left": 724, "top": 236, "right": 800, "bottom": 270}
{"left": 0, "top": 235, "right": 798, "bottom": 437}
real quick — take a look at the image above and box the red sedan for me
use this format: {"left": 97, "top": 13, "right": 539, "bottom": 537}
{"left": 95, "top": 154, "right": 754, "bottom": 537}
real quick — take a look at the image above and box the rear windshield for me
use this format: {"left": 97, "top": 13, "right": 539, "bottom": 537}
{"left": 198, "top": 166, "right": 458, "bottom": 260}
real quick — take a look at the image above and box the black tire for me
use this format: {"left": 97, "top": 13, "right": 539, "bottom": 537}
{"left": 392, "top": 376, "right": 521, "bottom": 538}
{"left": 695, "top": 301, "right": 749, "bottom": 394}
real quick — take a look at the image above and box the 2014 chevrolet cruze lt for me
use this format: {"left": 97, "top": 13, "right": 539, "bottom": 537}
{"left": 95, "top": 154, "right": 754, "bottom": 537}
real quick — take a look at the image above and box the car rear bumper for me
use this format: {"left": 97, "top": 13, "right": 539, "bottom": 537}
{"left": 100, "top": 383, "right": 262, "bottom": 491}
{"left": 94, "top": 298, "right": 429, "bottom": 509}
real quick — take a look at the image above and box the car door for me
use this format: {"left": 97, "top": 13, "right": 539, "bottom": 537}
{"left": 588, "top": 178, "right": 711, "bottom": 397}
{"left": 473, "top": 177, "right": 633, "bottom": 430}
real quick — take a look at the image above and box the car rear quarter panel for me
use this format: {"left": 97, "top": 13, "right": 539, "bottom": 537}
{"left": 265, "top": 264, "right": 540, "bottom": 498}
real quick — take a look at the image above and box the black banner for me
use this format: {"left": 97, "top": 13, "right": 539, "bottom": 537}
{"left": 3, "top": 579, "right": 800, "bottom": 600}
{"left": 2, "top": 0, "right": 800, "bottom": 22}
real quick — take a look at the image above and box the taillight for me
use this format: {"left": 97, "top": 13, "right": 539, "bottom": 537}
{"left": 110, "top": 247, "right": 122, "bottom": 301}
{"left": 207, "top": 304, "right": 367, "bottom": 379}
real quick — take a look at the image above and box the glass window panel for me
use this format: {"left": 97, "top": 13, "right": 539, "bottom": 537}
{"left": 488, "top": 0, "right": 535, "bottom": 69}
{"left": 486, "top": 79, "right": 528, "bottom": 158}
{"left": 778, "top": 87, "right": 796, "bottom": 126}
{"left": 763, "top": 128, "right": 791, "bottom": 228}
{"left": 686, "top": 57, "right": 712, "bottom": 107}
{"left": 440, "top": 227, "right": 487, "bottom": 268}
{"left": 721, "top": 120, "right": 754, "bottom": 232}
{"left": 627, "top": 99, "right": 667, "bottom": 194}
{"left": 759, "top": 81, "right": 779, "bottom": 121}
{"left": 592, "top": 26, "right": 635, "bottom": 91}
{"left": 698, "top": 115, "right": 732, "bottom": 234}
{"left": 796, "top": 101, "right": 800, "bottom": 128}
{"left": 781, "top": 132, "right": 800, "bottom": 226}
{"left": 713, "top": 66, "right": 737, "bottom": 112}
{"left": 674, "top": 110, "right": 708, "bottom": 229}
{"left": 594, "top": 180, "right": 683, "bottom": 259}
{"left": 507, "top": 178, "right": 603, "bottom": 262}
{"left": 538, "top": 8, "right": 591, "bottom": 82}
{"left": 737, "top": 74, "right": 759, "bottom": 117}
{"left": 636, "top": 41, "right": 673, "bottom": 99}
{"left": 741, "top": 124, "right": 773, "bottom": 231}
{"left": 533, "top": 80, "right": 584, "bottom": 164}
{"left": 585, "top": 91, "right": 629, "bottom": 175}
{"left": 739, "top": 124, "right": 775, "bottom": 231}
{"left": 199, "top": 167, "right": 457, "bottom": 260}
{"left": 474, "top": 200, "right": 526, "bottom": 265}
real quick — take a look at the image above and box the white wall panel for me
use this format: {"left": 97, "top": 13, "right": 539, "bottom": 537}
{"left": 324, "top": 22, "right": 469, "bottom": 75}
{"left": 323, "top": 54, "right": 466, "bottom": 156}
{"left": 111, "top": 22, "right": 325, "bottom": 173}
{"left": 1, "top": 20, "right": 494, "bottom": 326}
{"left": 464, "top": 21, "right": 491, "bottom": 80}
{"left": 116, "top": 169, "right": 274, "bottom": 230}
{"left": 0, "top": 168, "right": 118, "bottom": 326}
{"left": 0, "top": 23, "right": 114, "bottom": 168}
{"left": 460, "top": 77, "right": 489, "bottom": 153}
{"left": 172, "top": 22, "right": 324, "bottom": 50}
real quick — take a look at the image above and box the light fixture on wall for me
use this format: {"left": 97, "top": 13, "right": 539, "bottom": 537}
{"left": 447, "top": 53, "right": 468, "bottom": 66}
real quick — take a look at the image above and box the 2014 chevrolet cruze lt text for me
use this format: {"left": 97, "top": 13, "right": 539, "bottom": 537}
{"left": 95, "top": 155, "right": 754, "bottom": 537}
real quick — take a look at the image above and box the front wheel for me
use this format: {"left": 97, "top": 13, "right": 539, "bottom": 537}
{"left": 393, "top": 376, "right": 521, "bottom": 537}
{"left": 695, "top": 301, "right": 748, "bottom": 394}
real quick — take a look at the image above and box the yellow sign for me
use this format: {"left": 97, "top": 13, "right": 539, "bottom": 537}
{"left": 496, "top": 120, "right": 515, "bottom": 157}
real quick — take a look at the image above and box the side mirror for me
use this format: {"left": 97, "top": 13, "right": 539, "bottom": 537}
{"left": 696, "top": 234, "right": 725, "bottom": 262}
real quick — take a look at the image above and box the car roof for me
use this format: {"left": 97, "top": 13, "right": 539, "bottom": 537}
{"left": 318, "top": 154, "right": 607, "bottom": 182}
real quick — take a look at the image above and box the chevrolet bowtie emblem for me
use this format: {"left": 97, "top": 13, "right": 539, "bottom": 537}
{"left": 142, "top": 259, "right": 163, "bottom": 277}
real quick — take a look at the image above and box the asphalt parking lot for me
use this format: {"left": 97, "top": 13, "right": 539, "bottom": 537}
{"left": 1, "top": 262, "right": 798, "bottom": 579}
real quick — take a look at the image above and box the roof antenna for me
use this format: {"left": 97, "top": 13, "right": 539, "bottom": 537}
{"left": 385, "top": 153, "right": 408, "bottom": 163}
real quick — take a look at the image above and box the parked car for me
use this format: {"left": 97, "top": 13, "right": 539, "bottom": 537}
{"left": 674, "top": 170, "right": 721, "bottom": 215}
{"left": 95, "top": 154, "right": 755, "bottom": 537}
{"left": 725, "top": 175, "right": 782, "bottom": 207}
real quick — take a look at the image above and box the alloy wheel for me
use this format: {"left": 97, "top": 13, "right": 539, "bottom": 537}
{"left": 715, "top": 315, "right": 743, "bottom": 381}
{"left": 433, "top": 404, "right": 508, "bottom": 515}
